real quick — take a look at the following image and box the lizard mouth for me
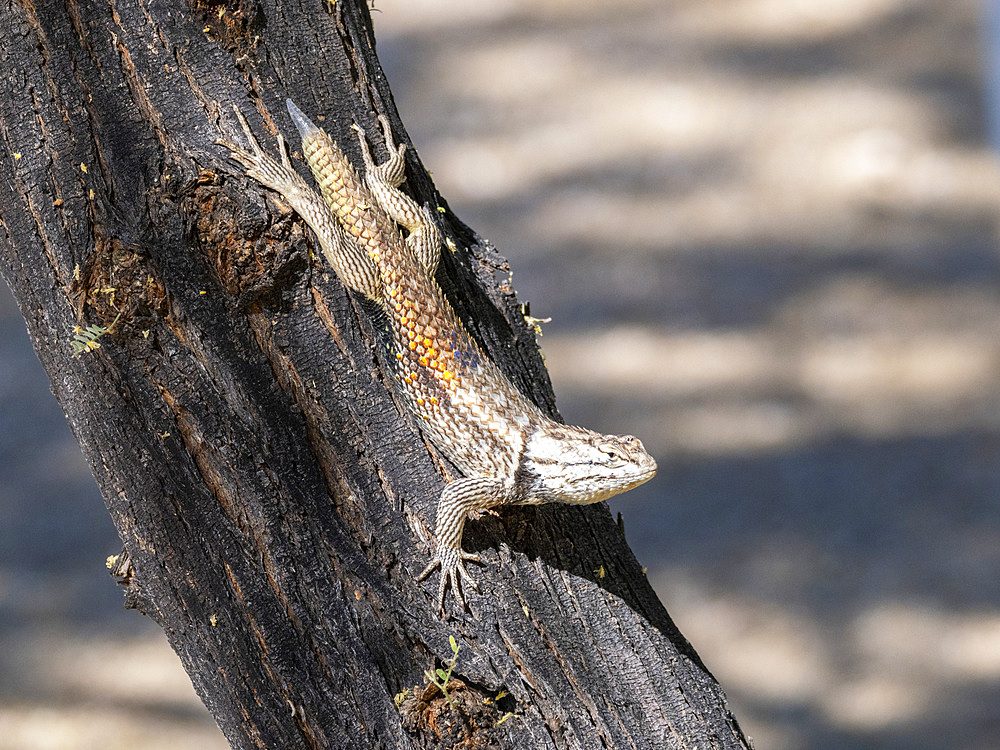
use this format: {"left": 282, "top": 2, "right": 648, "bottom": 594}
{"left": 629, "top": 458, "right": 658, "bottom": 489}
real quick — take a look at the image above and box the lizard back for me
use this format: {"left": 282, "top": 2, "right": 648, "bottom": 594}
{"left": 297, "top": 119, "right": 546, "bottom": 482}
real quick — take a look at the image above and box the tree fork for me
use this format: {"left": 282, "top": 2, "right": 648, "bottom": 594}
{"left": 0, "top": 1, "right": 751, "bottom": 747}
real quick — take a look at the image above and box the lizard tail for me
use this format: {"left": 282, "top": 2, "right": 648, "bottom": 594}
{"left": 286, "top": 98, "right": 319, "bottom": 139}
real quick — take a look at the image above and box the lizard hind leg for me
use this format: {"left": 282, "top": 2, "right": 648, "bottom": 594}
{"left": 355, "top": 116, "right": 443, "bottom": 277}
{"left": 221, "top": 107, "right": 380, "bottom": 302}
{"left": 219, "top": 106, "right": 305, "bottom": 195}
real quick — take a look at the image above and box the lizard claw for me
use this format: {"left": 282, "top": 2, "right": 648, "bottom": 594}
{"left": 216, "top": 106, "right": 270, "bottom": 176}
{"left": 216, "top": 106, "right": 314, "bottom": 200}
{"left": 216, "top": 106, "right": 264, "bottom": 159}
{"left": 418, "top": 547, "right": 482, "bottom": 614}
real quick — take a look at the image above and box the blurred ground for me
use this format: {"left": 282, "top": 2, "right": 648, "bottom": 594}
{"left": 2, "top": 0, "right": 999, "bottom": 748}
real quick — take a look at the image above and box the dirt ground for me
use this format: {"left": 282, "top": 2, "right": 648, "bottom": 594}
{"left": 2, "top": 1, "right": 998, "bottom": 748}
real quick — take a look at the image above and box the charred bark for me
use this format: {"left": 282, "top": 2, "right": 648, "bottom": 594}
{"left": 0, "top": 1, "right": 751, "bottom": 748}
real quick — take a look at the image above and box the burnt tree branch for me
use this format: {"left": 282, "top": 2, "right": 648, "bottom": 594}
{"left": 0, "top": 0, "right": 750, "bottom": 748}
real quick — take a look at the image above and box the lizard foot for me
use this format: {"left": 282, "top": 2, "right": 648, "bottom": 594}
{"left": 418, "top": 547, "right": 482, "bottom": 615}
{"left": 216, "top": 106, "right": 303, "bottom": 195}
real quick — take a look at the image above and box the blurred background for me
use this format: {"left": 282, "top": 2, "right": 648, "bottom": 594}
{"left": 2, "top": 0, "right": 999, "bottom": 747}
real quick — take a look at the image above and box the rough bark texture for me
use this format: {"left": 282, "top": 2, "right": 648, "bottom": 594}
{"left": 0, "top": 1, "right": 751, "bottom": 748}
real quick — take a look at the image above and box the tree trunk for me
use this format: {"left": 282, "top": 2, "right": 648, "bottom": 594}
{"left": 0, "top": 1, "right": 751, "bottom": 748}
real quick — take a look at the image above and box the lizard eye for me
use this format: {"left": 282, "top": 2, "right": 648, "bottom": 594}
{"left": 597, "top": 442, "right": 626, "bottom": 464}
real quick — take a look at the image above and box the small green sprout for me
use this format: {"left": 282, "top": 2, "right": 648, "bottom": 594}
{"left": 425, "top": 635, "right": 460, "bottom": 710}
{"left": 71, "top": 310, "right": 122, "bottom": 357}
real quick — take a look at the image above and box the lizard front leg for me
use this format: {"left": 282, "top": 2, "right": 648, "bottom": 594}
{"left": 418, "top": 476, "right": 506, "bottom": 613}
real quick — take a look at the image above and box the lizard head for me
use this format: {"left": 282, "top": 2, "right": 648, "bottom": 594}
{"left": 522, "top": 425, "right": 657, "bottom": 505}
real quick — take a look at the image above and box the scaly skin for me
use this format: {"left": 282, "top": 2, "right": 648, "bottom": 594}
{"left": 220, "top": 101, "right": 657, "bottom": 613}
